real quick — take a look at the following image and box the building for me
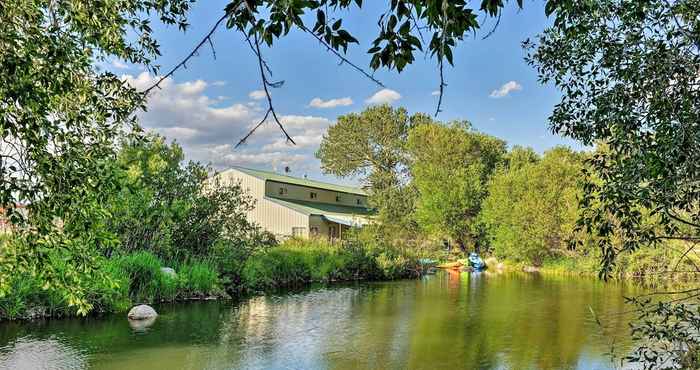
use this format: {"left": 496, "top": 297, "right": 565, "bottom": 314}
{"left": 216, "top": 166, "right": 373, "bottom": 239}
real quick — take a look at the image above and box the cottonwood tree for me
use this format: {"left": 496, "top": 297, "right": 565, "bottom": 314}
{"left": 407, "top": 121, "right": 506, "bottom": 252}
{"left": 480, "top": 147, "right": 583, "bottom": 265}
{"left": 316, "top": 105, "right": 427, "bottom": 230}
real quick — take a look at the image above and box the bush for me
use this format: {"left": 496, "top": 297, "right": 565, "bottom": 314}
{"left": 241, "top": 236, "right": 418, "bottom": 291}
{"left": 612, "top": 242, "right": 700, "bottom": 288}
{"left": 0, "top": 237, "right": 129, "bottom": 319}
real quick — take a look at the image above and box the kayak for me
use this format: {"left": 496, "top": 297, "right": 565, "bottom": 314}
{"left": 468, "top": 253, "right": 486, "bottom": 271}
{"left": 437, "top": 261, "right": 463, "bottom": 270}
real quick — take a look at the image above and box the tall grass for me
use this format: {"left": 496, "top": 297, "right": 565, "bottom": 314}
{"left": 241, "top": 237, "right": 418, "bottom": 291}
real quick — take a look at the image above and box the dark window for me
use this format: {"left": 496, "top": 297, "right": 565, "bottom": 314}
{"left": 310, "top": 192, "right": 317, "bottom": 199}
{"left": 356, "top": 198, "right": 362, "bottom": 205}
{"left": 336, "top": 195, "right": 341, "bottom": 202}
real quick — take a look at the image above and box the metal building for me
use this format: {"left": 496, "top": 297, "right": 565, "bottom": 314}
{"left": 215, "top": 166, "right": 372, "bottom": 239}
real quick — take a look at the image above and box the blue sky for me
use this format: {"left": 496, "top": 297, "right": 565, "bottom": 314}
{"left": 111, "top": 1, "right": 580, "bottom": 185}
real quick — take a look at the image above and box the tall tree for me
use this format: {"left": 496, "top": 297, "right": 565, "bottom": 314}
{"left": 407, "top": 121, "right": 506, "bottom": 251}
{"left": 480, "top": 147, "right": 583, "bottom": 265}
{"left": 526, "top": 0, "right": 700, "bottom": 277}
{"left": 316, "top": 105, "right": 428, "bottom": 229}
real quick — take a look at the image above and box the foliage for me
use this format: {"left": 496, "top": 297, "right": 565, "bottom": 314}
{"left": 223, "top": 0, "right": 528, "bottom": 74}
{"left": 625, "top": 296, "right": 700, "bottom": 370}
{"left": 106, "top": 134, "right": 268, "bottom": 263}
{"left": 408, "top": 121, "right": 506, "bottom": 251}
{"left": 0, "top": 0, "right": 193, "bottom": 315}
{"left": 526, "top": 0, "right": 700, "bottom": 278}
{"left": 316, "top": 105, "right": 428, "bottom": 231}
{"left": 0, "top": 236, "right": 127, "bottom": 319}
{"left": 242, "top": 236, "right": 417, "bottom": 291}
{"left": 480, "top": 147, "right": 583, "bottom": 265}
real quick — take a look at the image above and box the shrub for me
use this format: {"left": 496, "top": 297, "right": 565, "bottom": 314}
{"left": 241, "top": 236, "right": 418, "bottom": 291}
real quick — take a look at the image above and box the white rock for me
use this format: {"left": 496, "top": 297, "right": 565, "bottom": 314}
{"left": 160, "top": 267, "right": 177, "bottom": 278}
{"left": 127, "top": 304, "right": 158, "bottom": 320}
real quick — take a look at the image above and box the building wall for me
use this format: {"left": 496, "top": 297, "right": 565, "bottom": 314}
{"left": 215, "top": 169, "right": 310, "bottom": 238}
{"left": 265, "top": 180, "right": 367, "bottom": 207}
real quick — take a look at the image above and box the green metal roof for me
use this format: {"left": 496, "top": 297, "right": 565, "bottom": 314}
{"left": 230, "top": 166, "right": 367, "bottom": 196}
{"left": 265, "top": 197, "right": 374, "bottom": 217}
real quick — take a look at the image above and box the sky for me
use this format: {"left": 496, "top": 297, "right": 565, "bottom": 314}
{"left": 107, "top": 1, "right": 581, "bottom": 186}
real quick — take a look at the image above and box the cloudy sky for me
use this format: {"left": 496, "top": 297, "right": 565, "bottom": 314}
{"left": 107, "top": 1, "right": 580, "bottom": 186}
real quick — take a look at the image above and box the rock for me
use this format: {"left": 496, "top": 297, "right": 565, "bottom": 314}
{"left": 160, "top": 267, "right": 176, "bottom": 278}
{"left": 496, "top": 262, "right": 505, "bottom": 270}
{"left": 128, "top": 304, "right": 158, "bottom": 320}
{"left": 128, "top": 316, "right": 157, "bottom": 332}
{"left": 484, "top": 257, "right": 499, "bottom": 268}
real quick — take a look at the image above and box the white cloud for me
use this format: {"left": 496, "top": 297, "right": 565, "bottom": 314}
{"left": 122, "top": 72, "right": 332, "bottom": 173}
{"left": 177, "top": 80, "right": 207, "bottom": 95}
{"left": 365, "top": 88, "right": 401, "bottom": 105}
{"left": 211, "top": 81, "right": 227, "bottom": 87}
{"left": 308, "top": 97, "right": 353, "bottom": 109}
{"left": 489, "top": 81, "right": 522, "bottom": 98}
{"left": 431, "top": 90, "right": 440, "bottom": 96}
{"left": 248, "top": 90, "right": 266, "bottom": 100}
{"left": 111, "top": 60, "right": 129, "bottom": 69}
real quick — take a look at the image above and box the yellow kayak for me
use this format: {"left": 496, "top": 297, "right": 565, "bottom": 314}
{"left": 436, "top": 261, "right": 463, "bottom": 269}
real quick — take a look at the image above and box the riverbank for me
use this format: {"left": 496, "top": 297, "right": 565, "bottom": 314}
{"left": 0, "top": 236, "right": 421, "bottom": 321}
{"left": 486, "top": 241, "right": 700, "bottom": 288}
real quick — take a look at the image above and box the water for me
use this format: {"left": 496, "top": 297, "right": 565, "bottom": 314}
{"left": 0, "top": 271, "right": 643, "bottom": 370}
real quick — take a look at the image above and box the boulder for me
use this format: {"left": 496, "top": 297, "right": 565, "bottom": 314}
{"left": 128, "top": 304, "right": 158, "bottom": 320}
{"left": 160, "top": 267, "right": 177, "bottom": 278}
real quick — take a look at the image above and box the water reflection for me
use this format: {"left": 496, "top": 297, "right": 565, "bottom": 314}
{"left": 0, "top": 272, "right": 642, "bottom": 370}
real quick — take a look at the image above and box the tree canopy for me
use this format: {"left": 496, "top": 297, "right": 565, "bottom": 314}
{"left": 408, "top": 121, "right": 506, "bottom": 250}
{"left": 526, "top": 0, "right": 700, "bottom": 277}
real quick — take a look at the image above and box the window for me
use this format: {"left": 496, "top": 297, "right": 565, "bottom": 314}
{"left": 310, "top": 227, "right": 319, "bottom": 236}
{"left": 356, "top": 198, "right": 362, "bottom": 205}
{"left": 292, "top": 227, "right": 306, "bottom": 237}
{"left": 335, "top": 195, "right": 341, "bottom": 202}
{"left": 310, "top": 192, "right": 317, "bottom": 199}
{"left": 278, "top": 187, "right": 288, "bottom": 196}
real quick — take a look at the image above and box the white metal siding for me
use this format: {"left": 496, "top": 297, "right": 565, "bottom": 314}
{"left": 215, "top": 169, "right": 310, "bottom": 238}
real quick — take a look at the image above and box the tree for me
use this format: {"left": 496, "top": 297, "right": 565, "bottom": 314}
{"left": 107, "top": 134, "right": 272, "bottom": 263}
{"left": 480, "top": 147, "right": 583, "bottom": 265}
{"left": 407, "top": 121, "right": 506, "bottom": 252}
{"left": 526, "top": 0, "right": 700, "bottom": 277}
{"left": 527, "top": 1, "right": 700, "bottom": 366}
{"left": 0, "top": 0, "right": 192, "bottom": 313}
{"left": 316, "top": 105, "right": 428, "bottom": 230}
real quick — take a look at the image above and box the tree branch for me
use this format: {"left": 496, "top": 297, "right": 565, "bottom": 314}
{"left": 297, "top": 23, "right": 384, "bottom": 88}
{"left": 235, "top": 33, "right": 295, "bottom": 148}
{"left": 142, "top": 1, "right": 243, "bottom": 96}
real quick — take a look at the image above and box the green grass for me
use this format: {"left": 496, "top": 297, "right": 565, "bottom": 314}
{"left": 241, "top": 237, "right": 418, "bottom": 291}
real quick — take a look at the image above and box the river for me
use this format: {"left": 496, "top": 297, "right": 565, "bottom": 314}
{"left": 0, "top": 271, "right": 643, "bottom": 370}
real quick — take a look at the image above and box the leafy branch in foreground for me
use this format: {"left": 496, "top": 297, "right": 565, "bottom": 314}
{"left": 0, "top": 0, "right": 194, "bottom": 314}
{"left": 528, "top": 0, "right": 700, "bottom": 367}
{"left": 150, "top": 0, "right": 540, "bottom": 145}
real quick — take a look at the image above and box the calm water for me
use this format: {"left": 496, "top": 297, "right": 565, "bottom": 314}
{"left": 0, "top": 271, "right": 643, "bottom": 370}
